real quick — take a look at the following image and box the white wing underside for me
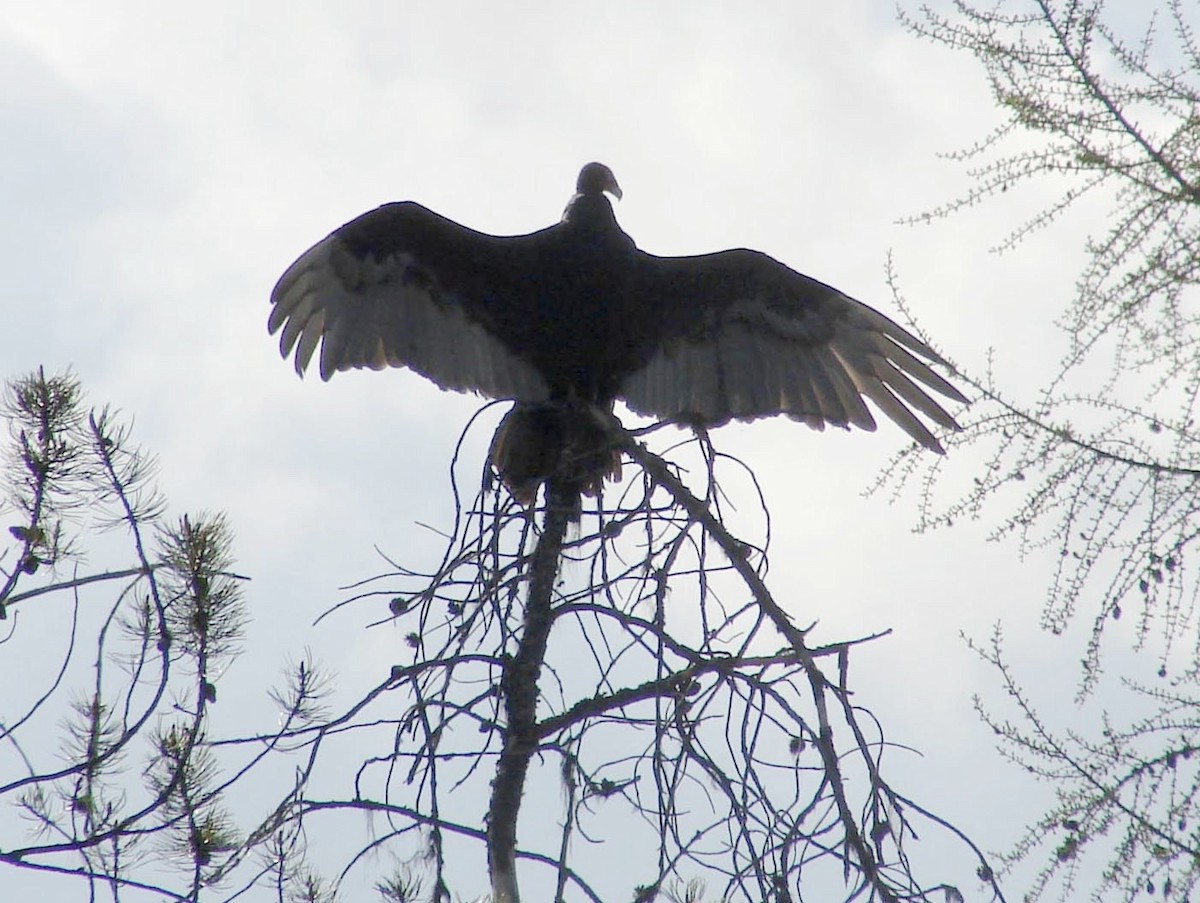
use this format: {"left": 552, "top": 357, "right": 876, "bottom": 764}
{"left": 269, "top": 237, "right": 549, "bottom": 401}
{"left": 621, "top": 294, "right": 961, "bottom": 451}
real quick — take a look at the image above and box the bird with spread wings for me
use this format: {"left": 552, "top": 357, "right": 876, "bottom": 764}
{"left": 269, "top": 162, "right": 965, "bottom": 516}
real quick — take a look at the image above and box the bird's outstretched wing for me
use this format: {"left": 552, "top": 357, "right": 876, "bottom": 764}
{"left": 620, "top": 249, "right": 966, "bottom": 452}
{"left": 269, "top": 202, "right": 550, "bottom": 401}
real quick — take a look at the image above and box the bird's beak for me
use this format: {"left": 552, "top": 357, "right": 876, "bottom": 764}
{"left": 607, "top": 177, "right": 623, "bottom": 201}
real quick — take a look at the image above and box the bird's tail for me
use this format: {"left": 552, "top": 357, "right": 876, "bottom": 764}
{"left": 489, "top": 402, "right": 621, "bottom": 521}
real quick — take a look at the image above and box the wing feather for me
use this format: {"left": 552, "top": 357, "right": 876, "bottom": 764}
{"left": 802, "top": 343, "right": 849, "bottom": 427}
{"left": 294, "top": 308, "right": 325, "bottom": 376}
{"left": 867, "top": 331, "right": 966, "bottom": 402}
{"left": 872, "top": 358, "right": 961, "bottom": 430}
{"left": 813, "top": 343, "right": 879, "bottom": 430}
{"left": 778, "top": 353, "right": 829, "bottom": 430}
{"left": 718, "top": 324, "right": 761, "bottom": 417}
{"left": 269, "top": 203, "right": 550, "bottom": 402}
{"left": 855, "top": 377, "right": 943, "bottom": 452}
{"left": 619, "top": 248, "right": 964, "bottom": 452}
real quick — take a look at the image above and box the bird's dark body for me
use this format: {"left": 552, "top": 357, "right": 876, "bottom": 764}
{"left": 269, "top": 163, "right": 966, "bottom": 518}
{"left": 334, "top": 195, "right": 658, "bottom": 407}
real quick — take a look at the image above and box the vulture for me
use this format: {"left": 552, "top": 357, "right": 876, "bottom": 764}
{"left": 269, "top": 162, "right": 965, "bottom": 517}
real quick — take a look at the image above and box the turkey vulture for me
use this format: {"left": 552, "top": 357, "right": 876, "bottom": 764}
{"left": 270, "top": 162, "right": 965, "bottom": 515}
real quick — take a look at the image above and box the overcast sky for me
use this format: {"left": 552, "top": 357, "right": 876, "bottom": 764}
{"left": 0, "top": 1, "right": 1122, "bottom": 899}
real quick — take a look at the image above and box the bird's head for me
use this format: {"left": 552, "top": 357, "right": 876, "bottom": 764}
{"left": 562, "top": 163, "right": 626, "bottom": 229}
{"left": 576, "top": 162, "right": 622, "bottom": 201}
